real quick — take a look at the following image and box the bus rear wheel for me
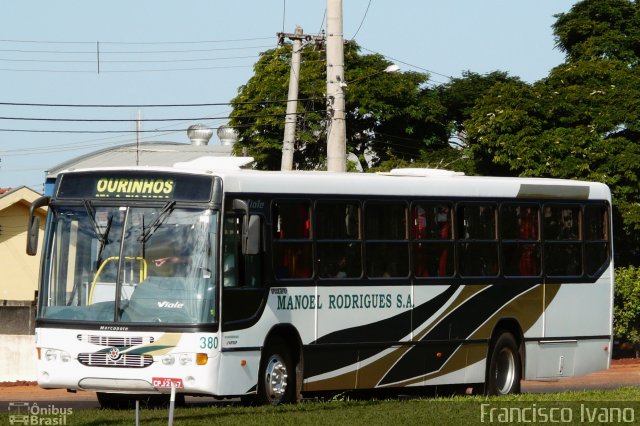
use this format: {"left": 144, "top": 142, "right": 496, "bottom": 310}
{"left": 257, "top": 339, "right": 295, "bottom": 405}
{"left": 485, "top": 332, "right": 522, "bottom": 395}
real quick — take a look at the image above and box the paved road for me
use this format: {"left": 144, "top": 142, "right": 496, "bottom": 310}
{"left": 1, "top": 360, "right": 638, "bottom": 411}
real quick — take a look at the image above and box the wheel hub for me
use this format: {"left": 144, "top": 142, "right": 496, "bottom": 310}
{"left": 264, "top": 354, "right": 288, "bottom": 403}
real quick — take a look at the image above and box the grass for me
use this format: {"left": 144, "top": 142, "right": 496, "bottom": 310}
{"left": 2, "top": 388, "right": 640, "bottom": 425}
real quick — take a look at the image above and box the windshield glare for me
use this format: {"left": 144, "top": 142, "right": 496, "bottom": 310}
{"left": 40, "top": 205, "right": 218, "bottom": 325}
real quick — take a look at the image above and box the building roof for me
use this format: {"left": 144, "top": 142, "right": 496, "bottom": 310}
{"left": 0, "top": 186, "right": 47, "bottom": 216}
{"left": 47, "top": 141, "right": 233, "bottom": 179}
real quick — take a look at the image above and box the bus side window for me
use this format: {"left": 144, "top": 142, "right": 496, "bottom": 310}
{"left": 316, "top": 201, "right": 362, "bottom": 279}
{"left": 365, "top": 202, "right": 409, "bottom": 278}
{"left": 500, "top": 204, "right": 541, "bottom": 277}
{"left": 223, "top": 213, "right": 263, "bottom": 288}
{"left": 585, "top": 204, "right": 609, "bottom": 276}
{"left": 272, "top": 200, "right": 313, "bottom": 280}
{"left": 411, "top": 202, "right": 454, "bottom": 278}
{"left": 457, "top": 203, "right": 498, "bottom": 277}
{"left": 543, "top": 204, "right": 582, "bottom": 276}
{"left": 222, "top": 215, "right": 240, "bottom": 287}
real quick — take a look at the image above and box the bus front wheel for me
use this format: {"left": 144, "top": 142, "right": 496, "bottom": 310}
{"left": 485, "top": 332, "right": 522, "bottom": 395}
{"left": 257, "top": 339, "right": 295, "bottom": 405}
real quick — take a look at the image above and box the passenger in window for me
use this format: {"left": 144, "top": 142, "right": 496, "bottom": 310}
{"left": 517, "top": 207, "right": 537, "bottom": 276}
{"left": 281, "top": 246, "right": 312, "bottom": 279}
{"left": 436, "top": 206, "right": 451, "bottom": 239}
{"left": 518, "top": 245, "right": 537, "bottom": 276}
{"left": 333, "top": 255, "right": 348, "bottom": 279}
{"left": 560, "top": 213, "right": 577, "bottom": 240}
{"left": 518, "top": 207, "right": 536, "bottom": 239}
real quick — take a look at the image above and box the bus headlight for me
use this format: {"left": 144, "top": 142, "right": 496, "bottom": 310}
{"left": 160, "top": 353, "right": 208, "bottom": 366}
{"left": 179, "top": 353, "right": 193, "bottom": 366}
{"left": 44, "top": 349, "right": 71, "bottom": 363}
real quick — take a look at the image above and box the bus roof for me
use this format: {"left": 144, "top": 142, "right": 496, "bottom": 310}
{"left": 56, "top": 162, "right": 611, "bottom": 202}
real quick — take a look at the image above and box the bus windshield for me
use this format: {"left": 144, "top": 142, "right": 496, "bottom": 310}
{"left": 39, "top": 204, "right": 218, "bottom": 325}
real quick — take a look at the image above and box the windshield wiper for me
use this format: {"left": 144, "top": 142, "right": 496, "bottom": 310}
{"left": 138, "top": 201, "right": 176, "bottom": 243}
{"left": 83, "top": 200, "right": 113, "bottom": 267}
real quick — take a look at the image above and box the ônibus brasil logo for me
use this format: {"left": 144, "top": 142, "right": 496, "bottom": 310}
{"left": 8, "top": 402, "right": 73, "bottom": 425}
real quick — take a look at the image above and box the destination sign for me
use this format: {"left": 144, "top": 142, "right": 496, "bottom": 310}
{"left": 95, "top": 177, "right": 175, "bottom": 199}
{"left": 56, "top": 171, "right": 214, "bottom": 201}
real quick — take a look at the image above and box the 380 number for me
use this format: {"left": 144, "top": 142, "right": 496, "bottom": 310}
{"left": 199, "top": 336, "right": 218, "bottom": 349}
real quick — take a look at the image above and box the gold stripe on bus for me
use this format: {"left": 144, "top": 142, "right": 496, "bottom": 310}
{"left": 303, "top": 368, "right": 358, "bottom": 392}
{"left": 380, "top": 284, "right": 559, "bottom": 388}
{"left": 305, "top": 284, "right": 562, "bottom": 391}
{"left": 357, "top": 285, "right": 489, "bottom": 388}
{"left": 136, "top": 333, "right": 182, "bottom": 356}
{"left": 305, "top": 286, "right": 488, "bottom": 391}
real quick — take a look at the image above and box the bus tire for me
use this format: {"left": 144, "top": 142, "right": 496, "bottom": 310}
{"left": 97, "top": 392, "right": 133, "bottom": 409}
{"left": 485, "top": 332, "right": 521, "bottom": 395}
{"left": 257, "top": 339, "right": 295, "bottom": 405}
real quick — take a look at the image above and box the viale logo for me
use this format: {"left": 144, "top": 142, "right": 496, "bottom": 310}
{"left": 158, "top": 301, "right": 184, "bottom": 308}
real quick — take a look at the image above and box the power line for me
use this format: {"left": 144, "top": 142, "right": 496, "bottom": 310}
{"left": 0, "top": 109, "right": 235, "bottom": 153}
{"left": 0, "top": 97, "right": 323, "bottom": 108}
{"left": 351, "top": 0, "right": 373, "bottom": 40}
{"left": 0, "top": 45, "right": 273, "bottom": 55}
{"left": 0, "top": 110, "right": 317, "bottom": 123}
{"left": 0, "top": 64, "right": 256, "bottom": 73}
{"left": 359, "top": 46, "right": 453, "bottom": 80}
{"left": 0, "top": 37, "right": 274, "bottom": 45}
{"left": 0, "top": 111, "right": 328, "bottom": 134}
{"left": 0, "top": 55, "right": 260, "bottom": 64}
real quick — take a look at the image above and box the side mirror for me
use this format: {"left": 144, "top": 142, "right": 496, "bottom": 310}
{"left": 232, "top": 199, "right": 261, "bottom": 255}
{"left": 26, "top": 196, "right": 49, "bottom": 256}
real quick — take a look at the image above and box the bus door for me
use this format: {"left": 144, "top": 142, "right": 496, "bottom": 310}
{"left": 220, "top": 201, "right": 265, "bottom": 329}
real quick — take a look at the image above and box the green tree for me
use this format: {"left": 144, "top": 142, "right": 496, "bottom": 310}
{"left": 464, "top": 0, "right": 640, "bottom": 263}
{"left": 229, "top": 42, "right": 449, "bottom": 171}
{"left": 437, "top": 71, "right": 522, "bottom": 143}
{"left": 553, "top": 0, "right": 640, "bottom": 63}
{"left": 229, "top": 44, "right": 326, "bottom": 170}
{"left": 614, "top": 266, "right": 640, "bottom": 356}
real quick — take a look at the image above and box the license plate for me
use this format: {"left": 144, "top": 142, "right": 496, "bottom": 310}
{"left": 152, "top": 377, "right": 184, "bottom": 389}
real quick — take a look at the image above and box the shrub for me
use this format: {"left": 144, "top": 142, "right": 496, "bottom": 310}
{"left": 614, "top": 266, "right": 640, "bottom": 356}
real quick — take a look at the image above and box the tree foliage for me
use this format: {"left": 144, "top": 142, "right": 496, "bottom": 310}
{"left": 229, "top": 44, "right": 326, "bottom": 170}
{"left": 614, "top": 267, "right": 640, "bottom": 349}
{"left": 230, "top": 42, "right": 452, "bottom": 171}
{"left": 230, "top": 0, "right": 640, "bottom": 262}
{"left": 553, "top": 0, "right": 640, "bottom": 63}
{"left": 465, "top": 0, "right": 640, "bottom": 262}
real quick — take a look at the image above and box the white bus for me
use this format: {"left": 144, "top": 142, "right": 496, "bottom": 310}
{"left": 26, "top": 158, "right": 613, "bottom": 406}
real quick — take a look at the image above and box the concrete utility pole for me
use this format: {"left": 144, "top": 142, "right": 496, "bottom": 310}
{"left": 280, "top": 26, "right": 304, "bottom": 171}
{"left": 326, "top": 0, "right": 346, "bottom": 172}
{"left": 278, "top": 27, "right": 324, "bottom": 171}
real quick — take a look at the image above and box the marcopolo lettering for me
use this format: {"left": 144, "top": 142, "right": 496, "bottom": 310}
{"left": 96, "top": 177, "right": 174, "bottom": 198}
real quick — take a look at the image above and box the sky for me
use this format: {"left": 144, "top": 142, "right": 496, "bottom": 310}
{"left": 0, "top": 0, "right": 578, "bottom": 191}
